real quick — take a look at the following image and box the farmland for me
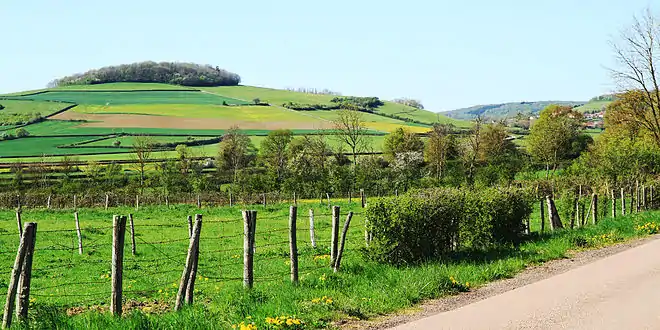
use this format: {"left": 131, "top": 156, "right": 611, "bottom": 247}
{"left": 0, "top": 83, "right": 464, "bottom": 161}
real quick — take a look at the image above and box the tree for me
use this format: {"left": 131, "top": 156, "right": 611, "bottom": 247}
{"left": 260, "top": 129, "right": 293, "bottom": 184}
{"left": 425, "top": 124, "right": 457, "bottom": 180}
{"left": 609, "top": 9, "right": 660, "bottom": 146}
{"left": 383, "top": 127, "right": 424, "bottom": 162}
{"left": 527, "top": 105, "right": 585, "bottom": 177}
{"left": 15, "top": 128, "right": 29, "bottom": 138}
{"left": 333, "top": 109, "right": 369, "bottom": 165}
{"left": 130, "top": 135, "right": 155, "bottom": 191}
{"left": 217, "top": 126, "right": 256, "bottom": 184}
{"left": 392, "top": 98, "right": 424, "bottom": 109}
{"left": 460, "top": 116, "right": 484, "bottom": 185}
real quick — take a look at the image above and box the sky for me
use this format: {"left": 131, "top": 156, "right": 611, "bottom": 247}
{"left": 0, "top": 0, "right": 655, "bottom": 111}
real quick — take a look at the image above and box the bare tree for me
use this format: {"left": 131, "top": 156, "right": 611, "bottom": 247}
{"left": 333, "top": 109, "right": 369, "bottom": 165}
{"left": 609, "top": 8, "right": 660, "bottom": 146}
{"left": 131, "top": 135, "right": 155, "bottom": 190}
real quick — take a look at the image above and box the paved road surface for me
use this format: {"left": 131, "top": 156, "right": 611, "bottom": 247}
{"left": 391, "top": 238, "right": 660, "bottom": 329}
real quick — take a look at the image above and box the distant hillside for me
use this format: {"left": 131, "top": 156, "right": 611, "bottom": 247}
{"left": 444, "top": 101, "right": 585, "bottom": 120}
{"left": 48, "top": 61, "right": 241, "bottom": 88}
{"left": 573, "top": 94, "right": 617, "bottom": 114}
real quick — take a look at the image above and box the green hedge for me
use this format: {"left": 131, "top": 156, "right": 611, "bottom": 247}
{"left": 364, "top": 187, "right": 532, "bottom": 265}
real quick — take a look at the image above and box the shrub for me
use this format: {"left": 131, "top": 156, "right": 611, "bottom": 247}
{"left": 15, "top": 128, "right": 29, "bottom": 138}
{"left": 0, "top": 104, "right": 4, "bottom": 110}
{"left": 1, "top": 132, "right": 16, "bottom": 141}
{"left": 364, "top": 187, "right": 532, "bottom": 265}
{"left": 113, "top": 140, "right": 121, "bottom": 147}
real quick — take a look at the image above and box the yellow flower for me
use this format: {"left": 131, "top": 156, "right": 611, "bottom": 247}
{"left": 325, "top": 298, "right": 333, "bottom": 304}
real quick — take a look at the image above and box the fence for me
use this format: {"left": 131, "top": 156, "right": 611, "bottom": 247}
{"left": 0, "top": 189, "right": 374, "bottom": 210}
{"left": 0, "top": 205, "right": 364, "bottom": 326}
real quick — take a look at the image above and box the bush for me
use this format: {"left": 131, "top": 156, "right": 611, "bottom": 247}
{"left": 15, "top": 128, "right": 29, "bottom": 138}
{"left": 364, "top": 187, "right": 532, "bottom": 265}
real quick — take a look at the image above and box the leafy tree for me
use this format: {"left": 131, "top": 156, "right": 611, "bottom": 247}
{"left": 217, "top": 126, "right": 256, "bottom": 184}
{"left": 383, "top": 127, "right": 424, "bottom": 162}
{"left": 130, "top": 135, "right": 155, "bottom": 191}
{"left": 260, "top": 129, "right": 293, "bottom": 184}
{"left": 392, "top": 98, "right": 424, "bottom": 109}
{"left": 15, "top": 128, "right": 29, "bottom": 138}
{"left": 392, "top": 151, "right": 425, "bottom": 191}
{"left": 425, "top": 124, "right": 457, "bottom": 180}
{"left": 527, "top": 105, "right": 586, "bottom": 177}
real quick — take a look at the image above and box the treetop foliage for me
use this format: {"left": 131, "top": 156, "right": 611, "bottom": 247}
{"left": 392, "top": 98, "right": 424, "bottom": 109}
{"left": 48, "top": 61, "right": 241, "bottom": 87}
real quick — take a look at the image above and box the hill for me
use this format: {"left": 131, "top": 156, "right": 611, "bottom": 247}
{"left": 573, "top": 94, "right": 617, "bottom": 113}
{"left": 0, "top": 83, "right": 468, "bottom": 160}
{"left": 443, "top": 101, "right": 585, "bottom": 120}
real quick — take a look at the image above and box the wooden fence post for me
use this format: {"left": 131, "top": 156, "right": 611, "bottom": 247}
{"left": 621, "top": 188, "right": 626, "bottom": 216}
{"left": 326, "top": 193, "right": 331, "bottom": 208}
{"left": 629, "top": 187, "right": 634, "bottom": 214}
{"left": 330, "top": 206, "right": 340, "bottom": 267}
{"left": 546, "top": 196, "right": 563, "bottom": 230}
{"left": 2, "top": 223, "right": 29, "bottom": 329}
{"left": 47, "top": 195, "right": 51, "bottom": 209}
{"left": 636, "top": 180, "right": 640, "bottom": 212}
{"left": 360, "top": 189, "right": 365, "bottom": 208}
{"left": 135, "top": 195, "right": 139, "bottom": 211}
{"left": 129, "top": 214, "right": 136, "bottom": 256}
{"left": 611, "top": 190, "right": 616, "bottom": 218}
{"left": 262, "top": 193, "right": 267, "bottom": 207}
{"left": 166, "top": 195, "right": 169, "bottom": 207}
{"left": 289, "top": 206, "right": 299, "bottom": 284}
{"left": 592, "top": 193, "right": 598, "bottom": 225}
{"left": 185, "top": 214, "right": 202, "bottom": 305}
{"left": 570, "top": 196, "right": 577, "bottom": 229}
{"left": 309, "top": 209, "right": 316, "bottom": 248}
{"left": 16, "top": 223, "right": 36, "bottom": 322}
{"left": 176, "top": 214, "right": 202, "bottom": 310}
{"left": 540, "top": 199, "right": 545, "bottom": 234}
{"left": 187, "top": 215, "right": 193, "bottom": 238}
{"left": 73, "top": 194, "right": 77, "bottom": 210}
{"left": 197, "top": 194, "right": 201, "bottom": 209}
{"left": 229, "top": 191, "right": 233, "bottom": 207}
{"left": 111, "top": 215, "right": 127, "bottom": 316}
{"left": 105, "top": 194, "right": 110, "bottom": 210}
{"left": 16, "top": 210, "right": 23, "bottom": 239}
{"left": 334, "top": 212, "right": 353, "bottom": 272}
{"left": 243, "top": 210, "right": 256, "bottom": 289}
{"left": 75, "top": 212, "right": 83, "bottom": 255}
{"left": 643, "top": 185, "right": 647, "bottom": 210}
{"left": 349, "top": 191, "right": 352, "bottom": 203}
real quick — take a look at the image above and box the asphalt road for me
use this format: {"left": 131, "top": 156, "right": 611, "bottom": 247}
{"left": 391, "top": 238, "right": 660, "bottom": 329}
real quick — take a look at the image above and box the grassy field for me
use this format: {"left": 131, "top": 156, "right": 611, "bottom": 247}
{"left": 9, "top": 91, "right": 247, "bottom": 106}
{"left": 574, "top": 100, "right": 611, "bottom": 113}
{"left": 51, "top": 83, "right": 199, "bottom": 91}
{"left": 0, "top": 100, "right": 69, "bottom": 117}
{"left": 82, "top": 136, "right": 212, "bottom": 148}
{"left": 0, "top": 136, "right": 134, "bottom": 158}
{"left": 0, "top": 199, "right": 657, "bottom": 329}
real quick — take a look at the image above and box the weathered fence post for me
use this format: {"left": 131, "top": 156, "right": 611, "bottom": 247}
{"left": 309, "top": 209, "right": 316, "bottom": 248}
{"left": 129, "top": 214, "right": 136, "bottom": 256}
{"left": 636, "top": 180, "right": 641, "bottom": 213}
{"left": 546, "top": 196, "right": 563, "bottom": 230}
{"left": 16, "top": 210, "right": 23, "bottom": 239}
{"left": 243, "top": 210, "right": 256, "bottom": 289}
{"left": 611, "top": 190, "right": 616, "bottom": 218}
{"left": 621, "top": 188, "right": 626, "bottom": 216}
{"left": 197, "top": 194, "right": 201, "bottom": 209}
{"left": 2, "top": 223, "right": 30, "bottom": 329}
{"left": 330, "top": 206, "right": 340, "bottom": 267}
{"left": 187, "top": 215, "right": 193, "bottom": 238}
{"left": 262, "top": 193, "right": 267, "bottom": 207}
{"left": 135, "top": 195, "right": 139, "bottom": 211}
{"left": 166, "top": 195, "right": 169, "bottom": 207}
{"left": 185, "top": 214, "right": 202, "bottom": 305}
{"left": 591, "top": 193, "right": 598, "bottom": 225}
{"left": 46, "top": 195, "right": 51, "bottom": 209}
{"left": 75, "top": 212, "right": 83, "bottom": 255}
{"left": 16, "top": 223, "right": 36, "bottom": 322}
{"left": 229, "top": 191, "right": 233, "bottom": 207}
{"left": 73, "top": 194, "right": 77, "bottom": 210}
{"left": 111, "top": 215, "right": 127, "bottom": 316}
{"left": 176, "top": 214, "right": 202, "bottom": 310}
{"left": 570, "top": 196, "right": 577, "bottom": 229}
{"left": 289, "top": 206, "right": 299, "bottom": 284}
{"left": 348, "top": 191, "right": 352, "bottom": 203}
{"left": 540, "top": 199, "right": 545, "bottom": 233}
{"left": 643, "top": 185, "right": 647, "bottom": 210}
{"left": 105, "top": 194, "right": 110, "bottom": 210}
{"left": 629, "top": 187, "right": 634, "bottom": 214}
{"left": 326, "top": 193, "right": 331, "bottom": 208}
{"left": 360, "top": 189, "right": 365, "bottom": 208}
{"left": 334, "top": 212, "right": 353, "bottom": 272}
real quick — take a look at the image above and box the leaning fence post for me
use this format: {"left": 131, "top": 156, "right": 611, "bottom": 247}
{"left": 111, "top": 215, "right": 127, "bottom": 316}
{"left": 289, "top": 206, "right": 299, "bottom": 284}
{"left": 16, "top": 210, "right": 23, "bottom": 239}
{"left": 243, "top": 210, "right": 256, "bottom": 289}
{"left": 75, "top": 212, "right": 83, "bottom": 255}
{"left": 105, "top": 194, "right": 110, "bottom": 210}
{"left": 16, "top": 223, "right": 36, "bottom": 322}
{"left": 309, "top": 209, "right": 316, "bottom": 248}
{"left": 330, "top": 206, "right": 340, "bottom": 267}
{"left": 129, "top": 214, "right": 136, "bottom": 256}
{"left": 2, "top": 223, "right": 29, "bottom": 329}
{"left": 334, "top": 212, "right": 353, "bottom": 272}
{"left": 546, "top": 196, "right": 563, "bottom": 230}
{"left": 176, "top": 214, "right": 202, "bottom": 310}
{"left": 187, "top": 215, "right": 193, "bottom": 238}
{"left": 185, "top": 214, "right": 202, "bottom": 305}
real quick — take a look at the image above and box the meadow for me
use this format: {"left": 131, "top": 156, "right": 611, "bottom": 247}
{"left": 9, "top": 91, "right": 247, "bottom": 106}
{"left": 0, "top": 198, "right": 658, "bottom": 329}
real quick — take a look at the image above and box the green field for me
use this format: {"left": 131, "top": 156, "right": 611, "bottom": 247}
{"left": 9, "top": 91, "right": 248, "bottom": 106}
{"left": 0, "top": 136, "right": 133, "bottom": 158}
{"left": 51, "top": 82, "right": 199, "bottom": 91}
{"left": 0, "top": 99, "right": 69, "bottom": 116}
{"left": 575, "top": 100, "right": 611, "bottom": 113}
{"left": 82, "top": 136, "right": 212, "bottom": 147}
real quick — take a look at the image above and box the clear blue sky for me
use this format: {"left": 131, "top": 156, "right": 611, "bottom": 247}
{"left": 0, "top": 0, "right": 654, "bottom": 111}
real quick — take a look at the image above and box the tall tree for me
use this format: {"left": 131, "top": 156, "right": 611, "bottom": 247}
{"left": 260, "top": 129, "right": 293, "bottom": 183}
{"left": 609, "top": 9, "right": 660, "bottom": 146}
{"left": 425, "top": 124, "right": 457, "bottom": 180}
{"left": 383, "top": 127, "right": 424, "bottom": 162}
{"left": 333, "top": 109, "right": 369, "bottom": 165}
{"left": 527, "top": 105, "right": 584, "bottom": 177}
{"left": 217, "top": 126, "right": 256, "bottom": 184}
{"left": 131, "top": 135, "right": 155, "bottom": 191}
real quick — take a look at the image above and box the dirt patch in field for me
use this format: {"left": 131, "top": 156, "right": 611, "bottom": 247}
{"left": 52, "top": 111, "right": 332, "bottom": 130}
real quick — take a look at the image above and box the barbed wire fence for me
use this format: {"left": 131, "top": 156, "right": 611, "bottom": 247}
{"left": 0, "top": 205, "right": 365, "bottom": 326}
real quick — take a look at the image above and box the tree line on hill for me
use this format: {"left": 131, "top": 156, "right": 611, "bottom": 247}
{"left": 47, "top": 61, "right": 241, "bottom": 88}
